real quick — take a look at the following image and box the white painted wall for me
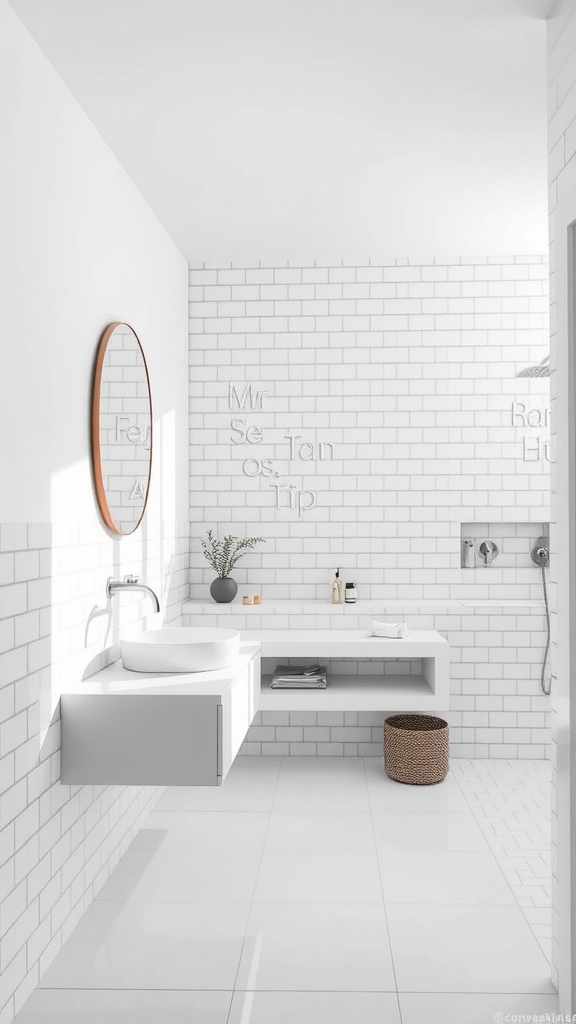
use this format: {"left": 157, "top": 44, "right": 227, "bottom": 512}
{"left": 8, "top": 0, "right": 549, "bottom": 263}
{"left": 0, "top": 3, "right": 189, "bottom": 1020}
{"left": 0, "top": 0, "right": 189, "bottom": 524}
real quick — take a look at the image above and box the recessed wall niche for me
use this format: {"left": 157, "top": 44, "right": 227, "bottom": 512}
{"left": 460, "top": 523, "right": 549, "bottom": 569}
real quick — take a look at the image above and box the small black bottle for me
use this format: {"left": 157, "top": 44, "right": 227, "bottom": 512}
{"left": 344, "top": 582, "right": 357, "bottom": 604}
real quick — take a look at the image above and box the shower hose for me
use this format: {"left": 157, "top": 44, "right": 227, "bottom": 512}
{"left": 540, "top": 564, "right": 551, "bottom": 696}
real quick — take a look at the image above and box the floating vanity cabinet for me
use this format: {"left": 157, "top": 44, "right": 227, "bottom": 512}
{"left": 61, "top": 644, "right": 260, "bottom": 786}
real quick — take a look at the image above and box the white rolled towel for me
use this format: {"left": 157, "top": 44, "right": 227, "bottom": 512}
{"left": 368, "top": 620, "right": 409, "bottom": 638}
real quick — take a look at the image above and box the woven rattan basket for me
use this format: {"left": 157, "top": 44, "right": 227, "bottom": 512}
{"left": 384, "top": 714, "right": 449, "bottom": 785}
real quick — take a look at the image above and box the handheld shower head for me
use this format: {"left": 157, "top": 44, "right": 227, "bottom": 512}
{"left": 532, "top": 536, "right": 552, "bottom": 695}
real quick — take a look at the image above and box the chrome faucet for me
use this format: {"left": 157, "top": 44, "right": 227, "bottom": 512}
{"left": 106, "top": 574, "right": 160, "bottom": 613}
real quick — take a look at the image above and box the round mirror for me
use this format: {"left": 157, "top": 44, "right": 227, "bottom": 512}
{"left": 91, "top": 322, "right": 153, "bottom": 536}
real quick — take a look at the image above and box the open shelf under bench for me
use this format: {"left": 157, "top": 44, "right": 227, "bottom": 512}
{"left": 241, "top": 629, "right": 450, "bottom": 712}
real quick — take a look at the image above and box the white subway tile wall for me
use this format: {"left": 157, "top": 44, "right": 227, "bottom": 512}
{"left": 189, "top": 256, "right": 549, "bottom": 603}
{"left": 0, "top": 521, "right": 188, "bottom": 1024}
{"left": 187, "top": 257, "right": 551, "bottom": 760}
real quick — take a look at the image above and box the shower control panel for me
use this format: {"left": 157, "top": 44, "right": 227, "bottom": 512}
{"left": 531, "top": 537, "right": 550, "bottom": 567}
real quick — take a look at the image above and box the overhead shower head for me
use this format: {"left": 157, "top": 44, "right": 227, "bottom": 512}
{"left": 516, "top": 355, "right": 550, "bottom": 378}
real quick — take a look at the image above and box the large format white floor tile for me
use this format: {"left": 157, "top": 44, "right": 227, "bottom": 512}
{"left": 39, "top": 901, "right": 249, "bottom": 990}
{"left": 157, "top": 758, "right": 281, "bottom": 812}
{"left": 235, "top": 903, "right": 396, "bottom": 992}
{"left": 387, "top": 903, "right": 555, "bottom": 993}
{"left": 372, "top": 811, "right": 488, "bottom": 852}
{"left": 278, "top": 757, "right": 368, "bottom": 779}
{"left": 365, "top": 760, "right": 469, "bottom": 812}
{"left": 13, "top": 990, "right": 232, "bottom": 1024}
{"left": 253, "top": 848, "right": 383, "bottom": 903}
{"left": 228, "top": 991, "right": 401, "bottom": 1024}
{"left": 272, "top": 759, "right": 370, "bottom": 811}
{"left": 379, "top": 850, "right": 515, "bottom": 905}
{"left": 271, "top": 787, "right": 371, "bottom": 812}
{"left": 273, "top": 763, "right": 369, "bottom": 787}
{"left": 156, "top": 787, "right": 275, "bottom": 812}
{"left": 15, "top": 757, "right": 552, "bottom": 1024}
{"left": 399, "top": 992, "right": 559, "bottom": 1024}
{"left": 97, "top": 847, "right": 261, "bottom": 903}
{"left": 132, "top": 811, "right": 270, "bottom": 850}
{"left": 264, "top": 812, "right": 375, "bottom": 852}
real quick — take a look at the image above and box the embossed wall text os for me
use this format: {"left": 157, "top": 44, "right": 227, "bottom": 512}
{"left": 92, "top": 322, "right": 153, "bottom": 535}
{"left": 229, "top": 381, "right": 335, "bottom": 517}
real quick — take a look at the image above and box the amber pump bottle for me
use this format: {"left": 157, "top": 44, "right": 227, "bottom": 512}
{"left": 331, "top": 568, "right": 343, "bottom": 604}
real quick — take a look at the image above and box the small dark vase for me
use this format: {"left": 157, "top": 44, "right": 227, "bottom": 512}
{"left": 210, "top": 577, "right": 238, "bottom": 604}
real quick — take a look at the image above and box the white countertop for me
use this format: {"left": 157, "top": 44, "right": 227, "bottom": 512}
{"left": 70, "top": 644, "right": 260, "bottom": 697}
{"left": 241, "top": 628, "right": 447, "bottom": 658}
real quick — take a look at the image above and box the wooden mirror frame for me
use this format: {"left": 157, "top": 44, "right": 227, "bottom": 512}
{"left": 91, "top": 321, "right": 153, "bottom": 536}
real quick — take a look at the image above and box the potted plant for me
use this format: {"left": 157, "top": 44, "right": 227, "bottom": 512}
{"left": 201, "top": 530, "right": 265, "bottom": 603}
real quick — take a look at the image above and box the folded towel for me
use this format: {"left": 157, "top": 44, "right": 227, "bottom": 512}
{"left": 270, "top": 678, "right": 327, "bottom": 689}
{"left": 368, "top": 620, "right": 409, "bottom": 638}
{"left": 270, "top": 664, "right": 328, "bottom": 689}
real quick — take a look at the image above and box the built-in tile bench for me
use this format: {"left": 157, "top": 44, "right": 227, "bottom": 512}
{"left": 183, "top": 599, "right": 548, "bottom": 758}
{"left": 240, "top": 627, "right": 449, "bottom": 711}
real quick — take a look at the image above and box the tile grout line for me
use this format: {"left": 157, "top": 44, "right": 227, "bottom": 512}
{"left": 225, "top": 757, "right": 283, "bottom": 1024}
{"left": 362, "top": 756, "right": 403, "bottom": 1022}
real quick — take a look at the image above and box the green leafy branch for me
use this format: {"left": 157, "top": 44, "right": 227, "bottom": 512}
{"left": 201, "top": 530, "right": 265, "bottom": 578}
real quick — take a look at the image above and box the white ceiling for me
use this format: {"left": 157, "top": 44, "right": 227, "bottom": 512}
{"left": 9, "top": 0, "right": 550, "bottom": 262}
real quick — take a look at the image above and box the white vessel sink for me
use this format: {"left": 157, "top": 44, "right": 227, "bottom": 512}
{"left": 120, "top": 627, "right": 240, "bottom": 673}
